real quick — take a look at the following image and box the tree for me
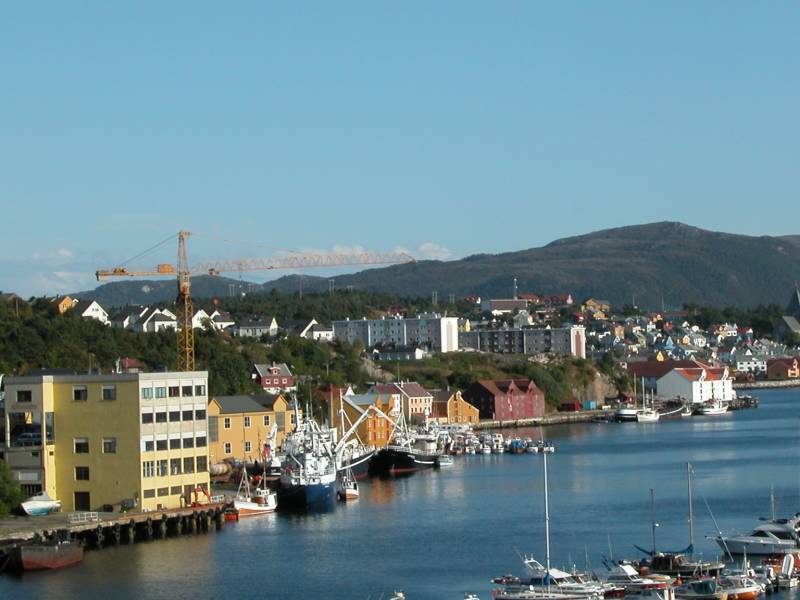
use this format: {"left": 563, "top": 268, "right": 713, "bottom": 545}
{"left": 0, "top": 460, "right": 24, "bottom": 517}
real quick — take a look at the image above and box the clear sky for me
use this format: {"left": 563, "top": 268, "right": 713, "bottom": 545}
{"left": 1, "top": 3, "right": 798, "bottom": 296}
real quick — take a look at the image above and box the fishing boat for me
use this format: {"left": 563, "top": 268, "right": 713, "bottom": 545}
{"left": 370, "top": 425, "right": 447, "bottom": 476}
{"left": 602, "top": 563, "right": 667, "bottom": 595}
{"left": 718, "top": 574, "right": 764, "bottom": 600}
{"left": 637, "top": 389, "right": 660, "bottom": 422}
{"left": 695, "top": 400, "right": 728, "bottom": 416}
{"left": 436, "top": 454, "right": 454, "bottom": 468}
{"left": 8, "top": 535, "right": 83, "bottom": 571}
{"left": 336, "top": 469, "right": 359, "bottom": 501}
{"left": 233, "top": 469, "right": 277, "bottom": 516}
{"left": 278, "top": 406, "right": 337, "bottom": 510}
{"left": 20, "top": 492, "right": 61, "bottom": 516}
{"left": 614, "top": 405, "right": 638, "bottom": 423}
{"left": 336, "top": 441, "right": 376, "bottom": 480}
{"left": 675, "top": 578, "right": 728, "bottom": 600}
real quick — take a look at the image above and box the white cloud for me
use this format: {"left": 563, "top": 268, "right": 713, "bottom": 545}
{"left": 416, "top": 241, "right": 452, "bottom": 260}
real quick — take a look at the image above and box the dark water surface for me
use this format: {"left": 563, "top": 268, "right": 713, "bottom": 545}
{"left": 3, "top": 389, "right": 800, "bottom": 600}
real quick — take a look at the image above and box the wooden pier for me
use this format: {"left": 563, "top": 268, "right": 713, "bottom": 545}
{"left": 0, "top": 501, "right": 227, "bottom": 570}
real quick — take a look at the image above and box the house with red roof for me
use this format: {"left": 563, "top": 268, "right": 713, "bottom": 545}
{"left": 656, "top": 366, "right": 735, "bottom": 405}
{"left": 767, "top": 357, "right": 800, "bottom": 380}
{"left": 369, "top": 382, "right": 433, "bottom": 418}
{"left": 461, "top": 379, "right": 545, "bottom": 421}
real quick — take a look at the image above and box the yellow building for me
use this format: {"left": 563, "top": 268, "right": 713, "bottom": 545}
{"left": 329, "top": 392, "right": 398, "bottom": 448}
{"left": 207, "top": 393, "right": 298, "bottom": 464}
{"left": 3, "top": 370, "right": 210, "bottom": 512}
{"left": 430, "top": 390, "right": 480, "bottom": 424}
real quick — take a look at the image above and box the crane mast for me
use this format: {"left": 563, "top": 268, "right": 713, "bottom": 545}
{"left": 176, "top": 231, "right": 195, "bottom": 371}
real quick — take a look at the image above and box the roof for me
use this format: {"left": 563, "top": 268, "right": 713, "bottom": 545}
{"left": 781, "top": 316, "right": 800, "bottom": 333}
{"left": 371, "top": 382, "right": 432, "bottom": 399}
{"left": 345, "top": 393, "right": 381, "bottom": 407}
{"left": 254, "top": 363, "right": 293, "bottom": 378}
{"left": 213, "top": 394, "right": 272, "bottom": 414}
{"left": 668, "top": 367, "right": 728, "bottom": 382}
{"left": 627, "top": 359, "right": 706, "bottom": 379}
{"left": 473, "top": 379, "right": 541, "bottom": 396}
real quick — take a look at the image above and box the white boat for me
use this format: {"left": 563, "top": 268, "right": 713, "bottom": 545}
{"left": 21, "top": 492, "right": 61, "bottom": 516}
{"left": 233, "top": 470, "right": 277, "bottom": 516}
{"left": 436, "top": 454, "right": 454, "bottom": 468}
{"left": 336, "top": 469, "right": 359, "bottom": 502}
{"left": 695, "top": 400, "right": 728, "bottom": 416}
{"left": 637, "top": 408, "right": 660, "bottom": 423}
{"left": 675, "top": 578, "right": 729, "bottom": 600}
{"left": 481, "top": 445, "right": 492, "bottom": 455}
{"left": 614, "top": 406, "right": 639, "bottom": 422}
{"left": 602, "top": 563, "right": 666, "bottom": 595}
{"left": 713, "top": 514, "right": 800, "bottom": 555}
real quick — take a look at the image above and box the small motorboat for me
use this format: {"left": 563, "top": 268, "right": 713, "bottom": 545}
{"left": 695, "top": 400, "right": 728, "bottom": 416}
{"left": 233, "top": 470, "right": 277, "bottom": 516}
{"left": 336, "top": 470, "right": 359, "bottom": 501}
{"left": 675, "top": 578, "right": 728, "bottom": 600}
{"left": 20, "top": 492, "right": 61, "bottom": 516}
{"left": 436, "top": 454, "right": 454, "bottom": 468}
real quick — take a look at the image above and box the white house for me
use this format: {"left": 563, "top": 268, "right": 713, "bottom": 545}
{"left": 731, "top": 348, "right": 767, "bottom": 376}
{"left": 76, "top": 299, "right": 109, "bottom": 325}
{"left": 235, "top": 318, "right": 279, "bottom": 338}
{"left": 656, "top": 367, "right": 735, "bottom": 404}
{"left": 137, "top": 307, "right": 178, "bottom": 332}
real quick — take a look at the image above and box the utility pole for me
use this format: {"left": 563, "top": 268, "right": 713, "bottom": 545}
{"left": 328, "top": 279, "right": 335, "bottom": 295}
{"left": 432, "top": 291, "right": 438, "bottom": 306}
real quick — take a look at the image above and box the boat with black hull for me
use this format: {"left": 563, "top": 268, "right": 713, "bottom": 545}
{"left": 336, "top": 442, "right": 376, "bottom": 480}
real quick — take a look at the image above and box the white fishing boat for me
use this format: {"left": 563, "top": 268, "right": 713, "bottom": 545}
{"left": 614, "top": 405, "right": 639, "bottom": 422}
{"left": 233, "top": 469, "right": 277, "bottom": 516}
{"left": 636, "top": 383, "right": 660, "bottom": 422}
{"left": 20, "top": 492, "right": 61, "bottom": 516}
{"left": 695, "top": 400, "right": 728, "bottom": 416}
{"left": 336, "top": 469, "right": 359, "bottom": 502}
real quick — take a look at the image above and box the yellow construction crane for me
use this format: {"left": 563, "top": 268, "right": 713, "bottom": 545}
{"left": 96, "top": 230, "right": 415, "bottom": 371}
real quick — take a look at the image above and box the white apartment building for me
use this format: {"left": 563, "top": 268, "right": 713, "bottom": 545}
{"left": 332, "top": 315, "right": 459, "bottom": 352}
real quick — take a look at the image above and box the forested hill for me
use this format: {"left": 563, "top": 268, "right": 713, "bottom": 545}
{"left": 76, "top": 222, "right": 800, "bottom": 309}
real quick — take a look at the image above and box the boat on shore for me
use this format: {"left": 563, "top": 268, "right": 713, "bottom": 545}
{"left": 20, "top": 492, "right": 61, "bottom": 516}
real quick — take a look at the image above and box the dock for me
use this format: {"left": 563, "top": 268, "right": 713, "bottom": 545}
{"left": 0, "top": 501, "right": 227, "bottom": 570}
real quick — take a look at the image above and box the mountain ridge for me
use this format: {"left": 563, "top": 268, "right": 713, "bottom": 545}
{"left": 74, "top": 222, "right": 800, "bottom": 309}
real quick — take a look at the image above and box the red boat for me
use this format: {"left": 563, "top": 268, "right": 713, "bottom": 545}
{"left": 10, "top": 539, "right": 84, "bottom": 571}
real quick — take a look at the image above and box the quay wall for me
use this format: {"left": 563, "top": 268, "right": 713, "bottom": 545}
{"left": 471, "top": 410, "right": 609, "bottom": 430}
{"left": 734, "top": 379, "right": 800, "bottom": 390}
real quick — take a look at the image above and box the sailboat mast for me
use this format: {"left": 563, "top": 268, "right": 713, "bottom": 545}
{"left": 544, "top": 450, "right": 551, "bottom": 589}
{"left": 687, "top": 462, "right": 694, "bottom": 553}
{"left": 770, "top": 485, "right": 776, "bottom": 521}
{"left": 650, "top": 488, "right": 658, "bottom": 555}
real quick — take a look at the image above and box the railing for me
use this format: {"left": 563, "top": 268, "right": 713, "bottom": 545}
{"left": 68, "top": 511, "right": 100, "bottom": 524}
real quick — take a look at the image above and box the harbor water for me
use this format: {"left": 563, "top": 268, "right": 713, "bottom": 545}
{"left": 3, "top": 388, "right": 800, "bottom": 599}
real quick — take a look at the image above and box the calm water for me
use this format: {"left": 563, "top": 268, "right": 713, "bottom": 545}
{"left": 4, "top": 389, "right": 800, "bottom": 600}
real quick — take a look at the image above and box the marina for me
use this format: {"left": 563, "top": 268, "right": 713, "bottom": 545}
{"left": 0, "top": 388, "right": 797, "bottom": 598}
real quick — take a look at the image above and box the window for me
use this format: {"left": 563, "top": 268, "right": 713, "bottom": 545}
{"left": 182, "top": 410, "right": 193, "bottom": 421}
{"left": 196, "top": 436, "right": 207, "bottom": 448}
{"left": 183, "top": 457, "right": 195, "bottom": 474}
{"left": 195, "top": 384, "right": 206, "bottom": 396}
{"left": 282, "top": 378, "right": 287, "bottom": 384}
{"left": 157, "top": 460, "right": 168, "bottom": 477}
{"left": 224, "top": 442, "right": 232, "bottom": 455}
{"left": 74, "top": 491, "right": 91, "bottom": 511}
{"left": 74, "top": 437, "right": 89, "bottom": 453}
{"left": 170, "top": 438, "right": 181, "bottom": 450}
{"left": 141, "top": 387, "right": 153, "bottom": 400}
{"left": 182, "top": 437, "right": 194, "bottom": 449}
{"left": 155, "top": 412, "right": 167, "bottom": 423}
{"left": 263, "top": 415, "right": 270, "bottom": 426}
{"left": 290, "top": 413, "right": 296, "bottom": 425}
{"left": 182, "top": 385, "right": 193, "bottom": 397}
{"left": 142, "top": 461, "right": 154, "bottom": 478}
{"left": 170, "top": 485, "right": 182, "bottom": 495}
{"left": 17, "top": 390, "right": 32, "bottom": 403}
{"left": 169, "top": 410, "right": 181, "bottom": 422}
{"left": 195, "top": 409, "right": 206, "bottom": 421}
{"left": 102, "top": 438, "right": 117, "bottom": 454}
{"left": 156, "top": 439, "right": 167, "bottom": 451}
{"left": 75, "top": 466, "right": 90, "bottom": 481}
{"left": 244, "top": 441, "right": 252, "bottom": 453}
{"left": 155, "top": 387, "right": 167, "bottom": 399}
{"left": 244, "top": 416, "right": 251, "bottom": 428}
{"left": 101, "top": 385, "right": 117, "bottom": 401}
{"left": 157, "top": 487, "right": 168, "bottom": 497}
{"left": 196, "top": 456, "right": 208, "bottom": 472}
{"left": 168, "top": 386, "right": 180, "bottom": 398}
{"left": 141, "top": 413, "right": 154, "bottom": 424}
{"left": 144, "top": 440, "right": 154, "bottom": 452}
{"left": 143, "top": 489, "right": 155, "bottom": 499}
{"left": 171, "top": 458, "right": 181, "bottom": 475}
{"left": 73, "top": 386, "right": 88, "bottom": 401}
{"left": 223, "top": 417, "right": 231, "bottom": 430}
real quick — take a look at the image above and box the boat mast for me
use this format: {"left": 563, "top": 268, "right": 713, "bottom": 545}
{"left": 650, "top": 488, "right": 658, "bottom": 555}
{"left": 770, "top": 485, "right": 776, "bottom": 521}
{"left": 543, "top": 450, "right": 551, "bottom": 591}
{"left": 687, "top": 462, "right": 694, "bottom": 555}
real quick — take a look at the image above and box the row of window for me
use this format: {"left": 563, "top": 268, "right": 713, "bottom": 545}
{"left": 263, "top": 378, "right": 290, "bottom": 385}
{"left": 141, "top": 409, "right": 206, "bottom": 424}
{"left": 74, "top": 437, "right": 117, "bottom": 454}
{"left": 220, "top": 414, "right": 295, "bottom": 429}
{"left": 141, "top": 384, "right": 206, "bottom": 400}
{"left": 223, "top": 441, "right": 261, "bottom": 454}
{"left": 143, "top": 486, "right": 183, "bottom": 498}
{"left": 142, "top": 456, "right": 208, "bottom": 478}
{"left": 143, "top": 436, "right": 207, "bottom": 451}
{"left": 72, "top": 385, "right": 117, "bottom": 401}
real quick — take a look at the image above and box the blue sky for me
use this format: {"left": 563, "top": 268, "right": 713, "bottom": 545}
{"left": 1, "top": 3, "right": 798, "bottom": 296}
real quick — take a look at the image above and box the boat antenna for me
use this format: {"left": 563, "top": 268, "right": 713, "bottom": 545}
{"left": 703, "top": 494, "right": 734, "bottom": 562}
{"left": 688, "top": 462, "right": 695, "bottom": 556}
{"left": 607, "top": 534, "right": 614, "bottom": 562}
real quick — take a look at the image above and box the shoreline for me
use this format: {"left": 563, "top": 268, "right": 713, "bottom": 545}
{"left": 471, "top": 410, "right": 608, "bottom": 430}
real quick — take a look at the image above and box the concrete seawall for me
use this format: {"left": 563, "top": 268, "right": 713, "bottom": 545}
{"left": 471, "top": 410, "right": 609, "bottom": 430}
{"left": 734, "top": 379, "right": 800, "bottom": 390}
